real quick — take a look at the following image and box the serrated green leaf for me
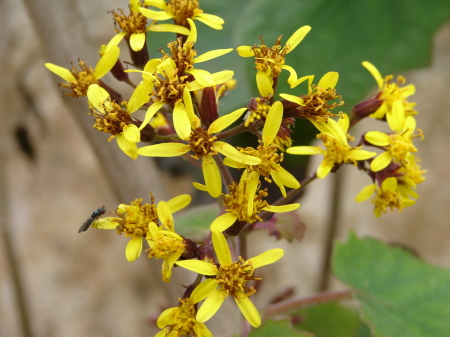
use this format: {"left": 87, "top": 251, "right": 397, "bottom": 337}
{"left": 249, "top": 319, "right": 312, "bottom": 337}
{"left": 333, "top": 232, "right": 450, "bottom": 337}
{"left": 173, "top": 203, "right": 220, "bottom": 238}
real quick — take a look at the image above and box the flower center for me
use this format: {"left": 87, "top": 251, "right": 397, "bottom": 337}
{"left": 90, "top": 99, "right": 133, "bottom": 138}
{"left": 223, "top": 181, "right": 269, "bottom": 223}
{"left": 163, "top": 297, "right": 198, "bottom": 335}
{"left": 167, "top": 0, "right": 202, "bottom": 27}
{"left": 188, "top": 127, "right": 218, "bottom": 159}
{"left": 296, "top": 85, "right": 344, "bottom": 122}
{"left": 146, "top": 231, "right": 185, "bottom": 260}
{"left": 378, "top": 75, "right": 417, "bottom": 117}
{"left": 238, "top": 142, "right": 283, "bottom": 182}
{"left": 216, "top": 257, "right": 259, "bottom": 298}
{"left": 318, "top": 133, "right": 354, "bottom": 165}
{"left": 388, "top": 131, "right": 419, "bottom": 165}
{"left": 115, "top": 197, "right": 158, "bottom": 238}
{"left": 252, "top": 35, "right": 289, "bottom": 78}
{"left": 110, "top": 4, "right": 148, "bottom": 35}
{"left": 372, "top": 186, "right": 404, "bottom": 217}
{"left": 60, "top": 60, "right": 96, "bottom": 97}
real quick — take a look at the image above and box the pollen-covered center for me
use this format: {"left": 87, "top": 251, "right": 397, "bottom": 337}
{"left": 110, "top": 5, "right": 148, "bottom": 35}
{"left": 167, "top": 0, "right": 202, "bottom": 27}
{"left": 296, "top": 85, "right": 345, "bottom": 122}
{"left": 115, "top": 197, "right": 158, "bottom": 238}
{"left": 188, "top": 127, "right": 218, "bottom": 159}
{"left": 238, "top": 142, "right": 283, "bottom": 181}
{"left": 60, "top": 60, "right": 97, "bottom": 97}
{"left": 223, "top": 181, "right": 269, "bottom": 223}
{"left": 252, "top": 35, "right": 289, "bottom": 78}
{"left": 388, "top": 131, "right": 420, "bottom": 164}
{"left": 216, "top": 257, "right": 259, "bottom": 298}
{"left": 318, "top": 134, "right": 354, "bottom": 165}
{"left": 90, "top": 99, "right": 133, "bottom": 138}
{"left": 164, "top": 297, "right": 198, "bottom": 335}
{"left": 146, "top": 231, "right": 185, "bottom": 260}
{"left": 372, "top": 187, "right": 404, "bottom": 217}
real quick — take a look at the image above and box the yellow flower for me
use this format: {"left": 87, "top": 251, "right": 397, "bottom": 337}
{"left": 97, "top": 194, "right": 191, "bottom": 262}
{"left": 362, "top": 61, "right": 417, "bottom": 132}
{"left": 176, "top": 230, "right": 284, "bottom": 327}
{"left": 355, "top": 177, "right": 415, "bottom": 217}
{"left": 110, "top": 0, "right": 190, "bottom": 52}
{"left": 224, "top": 101, "right": 300, "bottom": 197}
{"left": 155, "top": 294, "right": 212, "bottom": 337}
{"left": 287, "top": 114, "right": 376, "bottom": 179}
{"left": 280, "top": 72, "right": 345, "bottom": 122}
{"left": 138, "top": 88, "right": 261, "bottom": 198}
{"left": 140, "top": 0, "right": 224, "bottom": 30}
{"left": 365, "top": 116, "right": 422, "bottom": 172}
{"left": 237, "top": 26, "right": 311, "bottom": 97}
{"left": 45, "top": 43, "right": 120, "bottom": 98}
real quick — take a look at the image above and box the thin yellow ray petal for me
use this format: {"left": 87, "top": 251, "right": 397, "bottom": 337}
{"left": 210, "top": 212, "right": 237, "bottom": 232}
{"left": 195, "top": 12, "right": 224, "bottom": 24}
{"left": 370, "top": 152, "right": 393, "bottom": 172}
{"left": 365, "top": 131, "right": 390, "bottom": 146}
{"left": 202, "top": 155, "right": 222, "bottom": 198}
{"left": 388, "top": 100, "right": 405, "bottom": 132}
{"left": 176, "top": 260, "right": 218, "bottom": 275}
{"left": 382, "top": 177, "right": 397, "bottom": 191}
{"left": 279, "top": 65, "right": 297, "bottom": 85}
{"left": 222, "top": 157, "right": 240, "bottom": 168}
{"left": 186, "top": 68, "right": 214, "bottom": 87}
{"left": 157, "top": 307, "right": 175, "bottom": 328}
{"left": 106, "top": 32, "right": 126, "bottom": 51}
{"left": 355, "top": 184, "right": 376, "bottom": 202}
{"left": 191, "top": 279, "right": 219, "bottom": 303}
{"left": 196, "top": 289, "right": 227, "bottom": 323}
{"left": 87, "top": 84, "right": 110, "bottom": 113}
{"left": 211, "top": 70, "right": 234, "bottom": 85}
{"left": 173, "top": 101, "right": 191, "bottom": 140}
{"left": 186, "top": 18, "right": 197, "bottom": 43}
{"left": 285, "top": 25, "right": 311, "bottom": 54}
{"left": 138, "top": 101, "right": 164, "bottom": 130}
{"left": 116, "top": 134, "right": 139, "bottom": 159}
{"left": 247, "top": 248, "right": 284, "bottom": 269}
{"left": 213, "top": 141, "right": 261, "bottom": 165}
{"left": 137, "top": 142, "right": 189, "bottom": 157}
{"left": 290, "top": 75, "right": 314, "bottom": 90}
{"left": 272, "top": 167, "right": 300, "bottom": 189}
{"left": 256, "top": 70, "right": 273, "bottom": 97}
{"left": 92, "top": 218, "right": 117, "bottom": 229}
{"left": 208, "top": 108, "right": 246, "bottom": 134}
{"left": 338, "top": 113, "right": 349, "bottom": 133}
{"left": 167, "top": 194, "right": 191, "bottom": 213}
{"left": 279, "top": 93, "right": 304, "bottom": 106}
{"left": 263, "top": 204, "right": 300, "bottom": 213}
{"left": 126, "top": 236, "right": 143, "bottom": 262}
{"left": 362, "top": 61, "right": 383, "bottom": 89}
{"left": 144, "top": 0, "right": 167, "bottom": 10}
{"left": 234, "top": 293, "right": 261, "bottom": 327}
{"left": 123, "top": 124, "right": 141, "bottom": 143}
{"left": 212, "top": 230, "right": 232, "bottom": 265}
{"left": 147, "top": 24, "right": 190, "bottom": 35}
{"left": 347, "top": 149, "right": 376, "bottom": 161}
{"left": 96, "top": 46, "right": 120, "bottom": 79}
{"left": 271, "top": 171, "right": 286, "bottom": 198}
{"left": 157, "top": 201, "right": 174, "bottom": 230}
{"left": 45, "top": 63, "right": 76, "bottom": 82}
{"left": 129, "top": 32, "right": 146, "bottom": 52}
{"left": 194, "top": 49, "right": 233, "bottom": 63}
{"left": 317, "top": 161, "right": 333, "bottom": 179}
{"left": 236, "top": 46, "right": 255, "bottom": 57}
{"left": 193, "top": 182, "right": 208, "bottom": 191}
{"left": 139, "top": 7, "right": 173, "bottom": 20}
{"left": 287, "top": 146, "right": 323, "bottom": 155}
{"left": 194, "top": 16, "right": 223, "bottom": 30}
{"left": 317, "top": 72, "right": 339, "bottom": 90}
{"left": 262, "top": 101, "right": 283, "bottom": 145}
{"left": 127, "top": 80, "right": 154, "bottom": 114}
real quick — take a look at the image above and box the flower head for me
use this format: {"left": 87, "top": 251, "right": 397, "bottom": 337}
{"left": 287, "top": 114, "right": 376, "bottom": 179}
{"left": 176, "top": 230, "right": 284, "bottom": 327}
{"left": 237, "top": 26, "right": 311, "bottom": 97}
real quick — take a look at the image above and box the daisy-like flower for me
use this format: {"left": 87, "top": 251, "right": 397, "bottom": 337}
{"left": 280, "top": 72, "right": 345, "bottom": 123}
{"left": 110, "top": 0, "right": 190, "bottom": 53}
{"left": 45, "top": 43, "right": 120, "bottom": 98}
{"left": 237, "top": 26, "right": 311, "bottom": 97}
{"left": 138, "top": 88, "right": 261, "bottom": 198}
{"left": 206, "top": 174, "right": 300, "bottom": 233}
{"left": 224, "top": 101, "right": 300, "bottom": 197}
{"left": 140, "top": 0, "right": 225, "bottom": 31}
{"left": 176, "top": 230, "right": 284, "bottom": 327}
{"left": 155, "top": 293, "right": 212, "bottom": 337}
{"left": 96, "top": 194, "right": 191, "bottom": 262}
{"left": 364, "top": 116, "right": 422, "bottom": 172}
{"left": 362, "top": 61, "right": 417, "bottom": 132}
{"left": 355, "top": 177, "right": 415, "bottom": 217}
{"left": 287, "top": 114, "right": 376, "bottom": 179}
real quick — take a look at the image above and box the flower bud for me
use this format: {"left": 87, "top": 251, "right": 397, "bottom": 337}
{"left": 200, "top": 87, "right": 219, "bottom": 128}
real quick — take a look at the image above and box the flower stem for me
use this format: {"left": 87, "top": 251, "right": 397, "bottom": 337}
{"left": 263, "top": 289, "right": 353, "bottom": 319}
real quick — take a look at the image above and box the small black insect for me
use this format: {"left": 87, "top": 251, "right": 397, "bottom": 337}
{"left": 78, "top": 206, "right": 107, "bottom": 233}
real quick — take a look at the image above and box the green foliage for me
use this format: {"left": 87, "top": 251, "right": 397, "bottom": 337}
{"left": 333, "top": 232, "right": 450, "bottom": 337}
{"left": 173, "top": 203, "right": 220, "bottom": 237}
{"left": 249, "top": 319, "right": 312, "bottom": 337}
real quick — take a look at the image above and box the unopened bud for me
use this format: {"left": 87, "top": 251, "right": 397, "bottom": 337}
{"left": 351, "top": 98, "right": 383, "bottom": 123}
{"left": 200, "top": 87, "right": 218, "bottom": 128}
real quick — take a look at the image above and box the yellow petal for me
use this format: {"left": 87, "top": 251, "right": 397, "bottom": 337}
{"left": 388, "top": 100, "right": 405, "bottom": 132}
{"left": 137, "top": 142, "right": 189, "bottom": 157}
{"left": 126, "top": 236, "right": 143, "bottom": 262}
{"left": 236, "top": 46, "right": 255, "bottom": 57}
{"left": 256, "top": 70, "right": 273, "bottom": 97}
{"left": 194, "top": 49, "right": 233, "bottom": 63}
{"left": 176, "top": 260, "right": 218, "bottom": 275}
{"left": 290, "top": 75, "right": 314, "bottom": 90}
{"left": 287, "top": 146, "right": 323, "bottom": 155}
{"left": 129, "top": 0, "right": 140, "bottom": 12}
{"left": 106, "top": 32, "right": 126, "bottom": 51}
{"left": 222, "top": 157, "right": 240, "bottom": 168}
{"left": 157, "top": 201, "right": 174, "bottom": 231}
{"left": 208, "top": 108, "right": 246, "bottom": 134}
{"left": 309, "top": 118, "right": 347, "bottom": 146}
{"left": 157, "top": 307, "right": 176, "bottom": 328}
{"left": 167, "top": 194, "right": 191, "bottom": 213}
{"left": 45, "top": 63, "right": 76, "bottom": 82}
{"left": 317, "top": 72, "right": 339, "bottom": 90}
{"left": 279, "top": 93, "right": 305, "bottom": 106}
{"left": 182, "top": 88, "right": 200, "bottom": 128}
{"left": 173, "top": 101, "right": 192, "bottom": 140}
{"left": 139, "top": 101, "right": 164, "bottom": 130}
{"left": 186, "top": 68, "right": 214, "bottom": 87}
{"left": 234, "top": 292, "right": 261, "bottom": 327}
{"left": 147, "top": 24, "right": 190, "bottom": 35}
{"left": 196, "top": 289, "right": 227, "bottom": 323}
{"left": 371, "top": 101, "right": 387, "bottom": 119}
{"left": 202, "top": 155, "right": 222, "bottom": 198}
{"left": 161, "top": 250, "right": 182, "bottom": 282}
{"left": 279, "top": 65, "right": 298, "bottom": 85}
{"left": 116, "top": 134, "right": 139, "bottom": 159}
{"left": 212, "top": 230, "right": 232, "bottom": 265}
{"left": 191, "top": 279, "right": 219, "bottom": 304}
{"left": 87, "top": 84, "right": 110, "bottom": 113}
{"left": 129, "top": 32, "right": 146, "bottom": 52}
{"left": 186, "top": 18, "right": 197, "bottom": 44}
{"left": 338, "top": 113, "right": 349, "bottom": 133}
{"left": 263, "top": 204, "right": 300, "bottom": 213}
{"left": 370, "top": 152, "right": 393, "bottom": 172}
{"left": 95, "top": 45, "right": 120, "bottom": 79}
{"left": 92, "top": 218, "right": 117, "bottom": 230}
{"left": 213, "top": 141, "right": 261, "bottom": 165}
{"left": 196, "top": 12, "right": 224, "bottom": 24}
{"left": 317, "top": 160, "right": 333, "bottom": 179}
{"left": 144, "top": 0, "right": 167, "bottom": 10}
{"left": 123, "top": 124, "right": 141, "bottom": 143}
{"left": 355, "top": 183, "right": 376, "bottom": 202}
{"left": 262, "top": 101, "right": 283, "bottom": 145}
{"left": 271, "top": 167, "right": 300, "bottom": 189}
{"left": 362, "top": 61, "right": 383, "bottom": 89}
{"left": 247, "top": 248, "right": 284, "bottom": 269}
{"left": 139, "top": 7, "right": 173, "bottom": 20}
{"left": 185, "top": 80, "right": 204, "bottom": 91}
{"left": 211, "top": 70, "right": 234, "bottom": 85}
{"left": 347, "top": 149, "right": 376, "bottom": 161}
{"left": 244, "top": 171, "right": 260, "bottom": 217}
{"left": 210, "top": 212, "right": 237, "bottom": 232}
{"left": 271, "top": 171, "right": 287, "bottom": 198}
{"left": 382, "top": 176, "right": 397, "bottom": 191}
{"left": 127, "top": 80, "right": 154, "bottom": 114}
{"left": 192, "top": 182, "right": 208, "bottom": 191}
{"left": 365, "top": 131, "right": 390, "bottom": 146}
{"left": 285, "top": 25, "right": 311, "bottom": 54}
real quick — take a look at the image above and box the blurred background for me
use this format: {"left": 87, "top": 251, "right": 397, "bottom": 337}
{"left": 1, "top": 0, "right": 449, "bottom": 336}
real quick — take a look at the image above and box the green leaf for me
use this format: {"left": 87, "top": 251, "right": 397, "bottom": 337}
{"left": 294, "top": 302, "right": 371, "bottom": 337}
{"left": 333, "top": 232, "right": 450, "bottom": 337}
{"left": 249, "top": 319, "right": 312, "bottom": 337}
{"left": 172, "top": 203, "right": 220, "bottom": 238}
